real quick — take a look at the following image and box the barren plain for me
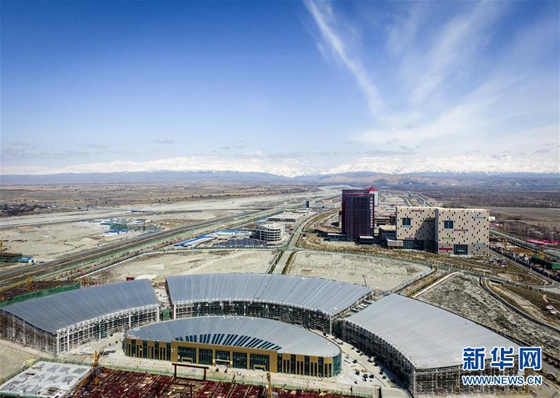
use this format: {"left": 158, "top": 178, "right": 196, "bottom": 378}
{"left": 288, "top": 251, "right": 429, "bottom": 291}
{"left": 418, "top": 273, "right": 560, "bottom": 358}
{"left": 89, "top": 250, "right": 276, "bottom": 284}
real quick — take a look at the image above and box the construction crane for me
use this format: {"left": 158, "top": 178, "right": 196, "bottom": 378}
{"left": 266, "top": 372, "right": 273, "bottom": 398}
{"left": 71, "top": 350, "right": 104, "bottom": 397}
{"left": 91, "top": 349, "right": 104, "bottom": 383}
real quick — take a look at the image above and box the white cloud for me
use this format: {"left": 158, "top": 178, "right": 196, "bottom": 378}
{"left": 407, "top": 2, "right": 503, "bottom": 107}
{"left": 385, "top": 4, "right": 426, "bottom": 58}
{"left": 304, "top": 0, "right": 383, "bottom": 116}
{"left": 304, "top": 1, "right": 558, "bottom": 165}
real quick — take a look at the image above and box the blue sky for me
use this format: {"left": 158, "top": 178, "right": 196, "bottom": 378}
{"left": 1, "top": 0, "right": 558, "bottom": 176}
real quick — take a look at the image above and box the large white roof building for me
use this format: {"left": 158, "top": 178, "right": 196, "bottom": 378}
{"left": 343, "top": 294, "right": 519, "bottom": 395}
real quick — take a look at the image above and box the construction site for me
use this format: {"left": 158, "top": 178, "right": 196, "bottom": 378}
{"left": 1, "top": 184, "right": 559, "bottom": 398}
{"left": 68, "top": 369, "right": 364, "bottom": 398}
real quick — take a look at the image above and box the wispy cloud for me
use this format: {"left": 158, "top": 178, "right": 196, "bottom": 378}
{"left": 86, "top": 143, "right": 109, "bottom": 150}
{"left": 153, "top": 139, "right": 175, "bottom": 144}
{"left": 305, "top": 0, "right": 558, "bottom": 165}
{"left": 407, "top": 1, "right": 503, "bottom": 107}
{"left": 304, "top": 0, "right": 383, "bottom": 117}
{"left": 385, "top": 3, "right": 427, "bottom": 58}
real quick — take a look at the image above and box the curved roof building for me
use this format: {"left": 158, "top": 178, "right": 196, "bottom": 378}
{"left": 166, "top": 274, "right": 372, "bottom": 333}
{"left": 343, "top": 294, "right": 519, "bottom": 395}
{"left": 124, "top": 316, "right": 342, "bottom": 376}
{"left": 0, "top": 279, "right": 159, "bottom": 354}
{"left": 167, "top": 273, "right": 371, "bottom": 315}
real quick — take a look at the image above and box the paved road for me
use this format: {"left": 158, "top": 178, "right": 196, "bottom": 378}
{"left": 272, "top": 212, "right": 323, "bottom": 274}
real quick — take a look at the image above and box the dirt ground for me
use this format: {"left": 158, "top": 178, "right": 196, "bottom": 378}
{"left": 0, "top": 209, "right": 240, "bottom": 262}
{"left": 0, "top": 183, "right": 313, "bottom": 209}
{"left": 0, "top": 341, "right": 42, "bottom": 382}
{"left": 418, "top": 273, "right": 560, "bottom": 359}
{"left": 490, "top": 283, "right": 560, "bottom": 327}
{"left": 288, "top": 252, "right": 429, "bottom": 291}
{"left": 0, "top": 185, "right": 342, "bottom": 262}
{"left": 489, "top": 207, "right": 560, "bottom": 232}
{"left": 2, "top": 221, "right": 137, "bottom": 262}
{"left": 90, "top": 250, "right": 277, "bottom": 284}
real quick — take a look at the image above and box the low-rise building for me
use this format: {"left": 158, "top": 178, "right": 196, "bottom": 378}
{"left": 253, "top": 223, "right": 283, "bottom": 242}
{"left": 268, "top": 212, "right": 303, "bottom": 223}
{"left": 396, "top": 207, "right": 489, "bottom": 256}
{"left": 342, "top": 294, "right": 519, "bottom": 396}
{"left": 124, "top": 316, "right": 342, "bottom": 376}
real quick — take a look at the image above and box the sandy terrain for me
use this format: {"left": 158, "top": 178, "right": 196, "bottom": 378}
{"left": 418, "top": 273, "right": 560, "bottom": 358}
{"left": 0, "top": 185, "right": 341, "bottom": 262}
{"left": 288, "top": 252, "right": 429, "bottom": 291}
{"left": 0, "top": 208, "right": 241, "bottom": 261}
{"left": 1, "top": 222, "right": 135, "bottom": 261}
{"left": 0, "top": 340, "right": 42, "bottom": 382}
{"left": 90, "top": 250, "right": 277, "bottom": 284}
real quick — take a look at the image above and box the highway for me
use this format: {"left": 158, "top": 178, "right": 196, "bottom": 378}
{"left": 0, "top": 207, "right": 283, "bottom": 290}
{"left": 271, "top": 210, "right": 331, "bottom": 274}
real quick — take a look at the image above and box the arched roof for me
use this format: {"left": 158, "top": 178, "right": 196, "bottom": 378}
{"left": 1, "top": 279, "right": 158, "bottom": 334}
{"left": 166, "top": 273, "right": 371, "bottom": 315}
{"left": 125, "top": 316, "right": 340, "bottom": 357}
{"left": 345, "top": 294, "right": 518, "bottom": 369}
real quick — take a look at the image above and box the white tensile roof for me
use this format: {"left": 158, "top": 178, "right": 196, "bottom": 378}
{"left": 345, "top": 294, "right": 518, "bottom": 369}
{"left": 126, "top": 316, "right": 341, "bottom": 357}
{"left": 1, "top": 279, "right": 159, "bottom": 334}
{"left": 166, "top": 273, "right": 372, "bottom": 315}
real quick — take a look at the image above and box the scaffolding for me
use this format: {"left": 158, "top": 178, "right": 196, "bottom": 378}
{"left": 342, "top": 320, "right": 520, "bottom": 396}
{"left": 0, "top": 304, "right": 159, "bottom": 355}
{"left": 166, "top": 274, "right": 373, "bottom": 334}
{"left": 173, "top": 300, "right": 335, "bottom": 333}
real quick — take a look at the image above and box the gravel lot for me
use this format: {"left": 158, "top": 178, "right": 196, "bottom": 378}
{"left": 418, "top": 273, "right": 560, "bottom": 358}
{"left": 288, "top": 252, "right": 429, "bottom": 291}
{"left": 0, "top": 341, "right": 42, "bottom": 382}
{"left": 91, "top": 250, "right": 277, "bottom": 284}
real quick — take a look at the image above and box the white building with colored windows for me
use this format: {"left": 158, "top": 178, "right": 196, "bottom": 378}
{"left": 396, "top": 207, "right": 489, "bottom": 256}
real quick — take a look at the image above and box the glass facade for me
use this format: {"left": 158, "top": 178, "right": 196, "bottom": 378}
{"left": 453, "top": 244, "right": 468, "bottom": 255}
{"left": 250, "top": 353, "right": 270, "bottom": 371}
{"left": 199, "top": 348, "right": 213, "bottom": 365}
{"left": 332, "top": 353, "right": 342, "bottom": 376}
{"left": 277, "top": 354, "right": 283, "bottom": 373}
{"left": 124, "top": 338, "right": 341, "bottom": 376}
{"left": 291, "top": 354, "right": 296, "bottom": 374}
{"left": 233, "top": 351, "right": 248, "bottom": 369}
{"left": 177, "top": 346, "right": 196, "bottom": 362}
{"left": 215, "top": 350, "right": 231, "bottom": 362}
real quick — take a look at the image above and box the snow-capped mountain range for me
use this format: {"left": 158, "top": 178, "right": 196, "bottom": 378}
{"left": 3, "top": 154, "right": 557, "bottom": 178}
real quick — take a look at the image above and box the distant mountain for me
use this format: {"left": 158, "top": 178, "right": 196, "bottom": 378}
{"left": 320, "top": 156, "right": 559, "bottom": 176}
{"left": 3, "top": 154, "right": 557, "bottom": 180}
{"left": 0, "top": 171, "right": 292, "bottom": 185}
{"left": 1, "top": 170, "right": 558, "bottom": 189}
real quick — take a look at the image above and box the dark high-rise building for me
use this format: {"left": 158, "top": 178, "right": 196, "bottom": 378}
{"left": 341, "top": 188, "right": 378, "bottom": 239}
